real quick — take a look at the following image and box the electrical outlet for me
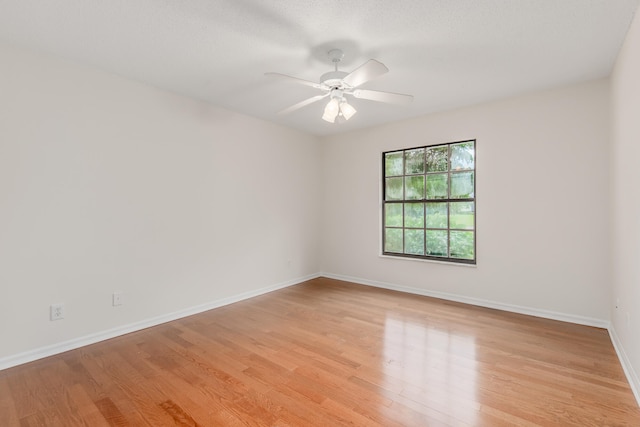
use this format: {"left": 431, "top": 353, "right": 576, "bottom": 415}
{"left": 50, "top": 304, "right": 64, "bottom": 321}
{"left": 112, "top": 292, "right": 123, "bottom": 306}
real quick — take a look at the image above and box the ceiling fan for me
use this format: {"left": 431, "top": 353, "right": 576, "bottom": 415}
{"left": 266, "top": 49, "right": 413, "bottom": 123}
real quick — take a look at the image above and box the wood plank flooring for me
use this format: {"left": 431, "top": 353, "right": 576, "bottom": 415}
{"left": 1, "top": 277, "right": 639, "bottom": 426}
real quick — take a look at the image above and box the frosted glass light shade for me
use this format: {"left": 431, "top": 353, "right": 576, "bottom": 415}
{"left": 340, "top": 101, "right": 357, "bottom": 120}
{"left": 322, "top": 98, "right": 340, "bottom": 123}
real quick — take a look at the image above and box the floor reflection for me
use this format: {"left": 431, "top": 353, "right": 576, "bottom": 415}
{"left": 383, "top": 316, "right": 479, "bottom": 425}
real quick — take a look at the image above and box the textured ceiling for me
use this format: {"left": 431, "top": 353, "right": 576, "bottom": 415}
{"left": 0, "top": 0, "right": 638, "bottom": 136}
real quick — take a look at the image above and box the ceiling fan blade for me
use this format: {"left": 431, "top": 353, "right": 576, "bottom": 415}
{"left": 352, "top": 89, "right": 414, "bottom": 105}
{"left": 343, "top": 59, "right": 389, "bottom": 88}
{"left": 265, "top": 72, "right": 322, "bottom": 89}
{"left": 278, "top": 94, "right": 329, "bottom": 115}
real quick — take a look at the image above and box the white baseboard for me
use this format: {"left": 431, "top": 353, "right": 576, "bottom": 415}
{"left": 7, "top": 272, "right": 636, "bottom": 409}
{"left": 320, "top": 272, "right": 610, "bottom": 328}
{"left": 0, "top": 273, "right": 320, "bottom": 371}
{"left": 608, "top": 326, "right": 640, "bottom": 406}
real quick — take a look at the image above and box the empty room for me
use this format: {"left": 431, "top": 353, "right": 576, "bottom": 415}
{"left": 1, "top": 1, "right": 640, "bottom": 425}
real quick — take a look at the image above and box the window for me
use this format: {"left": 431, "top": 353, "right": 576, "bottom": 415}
{"left": 382, "top": 140, "right": 476, "bottom": 264}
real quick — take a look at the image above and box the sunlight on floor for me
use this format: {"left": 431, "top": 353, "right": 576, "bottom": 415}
{"left": 383, "top": 316, "right": 479, "bottom": 424}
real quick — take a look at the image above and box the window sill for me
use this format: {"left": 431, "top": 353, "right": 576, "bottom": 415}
{"left": 378, "top": 254, "right": 477, "bottom": 268}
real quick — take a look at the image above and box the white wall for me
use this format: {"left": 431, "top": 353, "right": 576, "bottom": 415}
{"left": 0, "top": 41, "right": 320, "bottom": 364}
{"left": 320, "top": 79, "right": 611, "bottom": 324}
{"left": 611, "top": 8, "right": 640, "bottom": 399}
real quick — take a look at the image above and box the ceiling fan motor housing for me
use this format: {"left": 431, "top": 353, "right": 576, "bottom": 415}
{"left": 320, "top": 70, "right": 349, "bottom": 88}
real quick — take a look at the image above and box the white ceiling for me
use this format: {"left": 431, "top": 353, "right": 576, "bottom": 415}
{"left": 0, "top": 0, "right": 638, "bottom": 136}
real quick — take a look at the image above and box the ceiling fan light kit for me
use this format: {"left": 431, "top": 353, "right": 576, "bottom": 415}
{"left": 321, "top": 96, "right": 357, "bottom": 123}
{"left": 320, "top": 87, "right": 358, "bottom": 123}
{"left": 266, "top": 48, "right": 413, "bottom": 124}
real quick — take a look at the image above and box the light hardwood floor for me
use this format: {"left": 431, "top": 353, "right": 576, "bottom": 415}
{"left": 1, "top": 277, "right": 639, "bottom": 426}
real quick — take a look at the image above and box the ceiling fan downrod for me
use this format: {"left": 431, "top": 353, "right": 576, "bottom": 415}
{"left": 321, "top": 49, "right": 349, "bottom": 88}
